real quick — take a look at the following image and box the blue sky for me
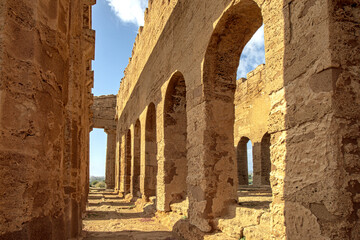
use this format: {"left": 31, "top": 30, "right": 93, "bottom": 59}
{"left": 90, "top": 0, "right": 140, "bottom": 177}
{"left": 90, "top": 0, "right": 264, "bottom": 177}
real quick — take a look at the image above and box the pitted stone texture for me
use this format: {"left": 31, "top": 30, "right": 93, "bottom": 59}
{"left": 92, "top": 95, "right": 117, "bottom": 130}
{"left": 0, "top": 0, "right": 95, "bottom": 238}
{"left": 114, "top": 0, "right": 360, "bottom": 239}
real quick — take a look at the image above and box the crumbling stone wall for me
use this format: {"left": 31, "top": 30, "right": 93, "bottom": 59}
{"left": 92, "top": 95, "right": 117, "bottom": 189}
{"left": 114, "top": 0, "right": 360, "bottom": 239}
{"left": 234, "top": 64, "right": 271, "bottom": 186}
{"left": 0, "top": 0, "right": 95, "bottom": 239}
{"left": 92, "top": 95, "right": 117, "bottom": 129}
{"left": 0, "top": 0, "right": 359, "bottom": 239}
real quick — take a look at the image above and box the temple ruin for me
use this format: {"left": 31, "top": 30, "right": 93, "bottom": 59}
{"left": 91, "top": 95, "right": 117, "bottom": 189}
{"left": 0, "top": 0, "right": 359, "bottom": 239}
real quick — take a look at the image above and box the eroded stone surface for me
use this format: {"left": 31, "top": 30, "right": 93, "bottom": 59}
{"left": 0, "top": 0, "right": 95, "bottom": 238}
{"left": 83, "top": 189, "right": 176, "bottom": 240}
{"left": 92, "top": 95, "right": 117, "bottom": 189}
{"left": 113, "top": 0, "right": 360, "bottom": 239}
{"left": 1, "top": 0, "right": 359, "bottom": 239}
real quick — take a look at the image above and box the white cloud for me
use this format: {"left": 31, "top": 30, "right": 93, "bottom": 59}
{"left": 106, "top": 0, "right": 148, "bottom": 27}
{"left": 237, "top": 25, "right": 265, "bottom": 79}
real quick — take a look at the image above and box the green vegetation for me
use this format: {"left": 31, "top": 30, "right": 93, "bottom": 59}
{"left": 91, "top": 180, "right": 99, "bottom": 186}
{"left": 240, "top": 237, "right": 246, "bottom": 240}
{"left": 248, "top": 173, "right": 253, "bottom": 185}
{"left": 90, "top": 176, "right": 105, "bottom": 188}
{"left": 94, "top": 181, "right": 106, "bottom": 188}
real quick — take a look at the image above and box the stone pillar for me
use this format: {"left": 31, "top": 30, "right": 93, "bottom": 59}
{"left": 139, "top": 112, "right": 147, "bottom": 197}
{"left": 252, "top": 142, "right": 262, "bottom": 186}
{"left": 105, "top": 129, "right": 116, "bottom": 189}
{"left": 156, "top": 86, "right": 166, "bottom": 212}
{"left": 130, "top": 124, "right": 135, "bottom": 196}
{"left": 237, "top": 138, "right": 249, "bottom": 185}
{"left": 260, "top": 133, "right": 271, "bottom": 185}
{"left": 114, "top": 128, "right": 121, "bottom": 192}
{"left": 119, "top": 134, "right": 126, "bottom": 194}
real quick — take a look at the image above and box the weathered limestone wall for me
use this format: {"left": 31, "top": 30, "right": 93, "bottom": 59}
{"left": 105, "top": 129, "right": 116, "bottom": 189}
{"left": 234, "top": 64, "right": 271, "bottom": 186}
{"left": 116, "top": 0, "right": 179, "bottom": 116}
{"left": 281, "top": 1, "right": 360, "bottom": 239}
{"left": 114, "top": 0, "right": 360, "bottom": 239}
{"left": 1, "top": 0, "right": 357, "bottom": 239}
{"left": 0, "top": 0, "right": 95, "bottom": 239}
{"left": 92, "top": 95, "right": 117, "bottom": 189}
{"left": 92, "top": 95, "right": 117, "bottom": 129}
{"left": 329, "top": 2, "right": 360, "bottom": 238}
{"left": 213, "top": 65, "right": 273, "bottom": 239}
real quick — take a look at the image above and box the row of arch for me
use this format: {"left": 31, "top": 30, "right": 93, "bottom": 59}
{"left": 123, "top": 102, "right": 157, "bottom": 198}
{"left": 119, "top": 70, "right": 272, "bottom": 212}
{"left": 116, "top": 0, "right": 272, "bottom": 226}
{"left": 237, "top": 133, "right": 271, "bottom": 186}
{"left": 120, "top": 72, "right": 188, "bottom": 211}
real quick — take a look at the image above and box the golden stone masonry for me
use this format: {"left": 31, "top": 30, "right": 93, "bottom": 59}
{"left": 0, "top": 0, "right": 359, "bottom": 239}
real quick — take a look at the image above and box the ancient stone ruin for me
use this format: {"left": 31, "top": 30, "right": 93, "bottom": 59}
{"left": 92, "top": 95, "right": 117, "bottom": 189}
{"left": 0, "top": 0, "right": 359, "bottom": 239}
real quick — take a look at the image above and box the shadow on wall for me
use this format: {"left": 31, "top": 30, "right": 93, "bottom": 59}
{"left": 163, "top": 71, "right": 188, "bottom": 212}
{"left": 144, "top": 102, "right": 157, "bottom": 199}
{"left": 281, "top": 0, "right": 360, "bottom": 239}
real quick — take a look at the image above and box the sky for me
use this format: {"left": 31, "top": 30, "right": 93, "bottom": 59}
{"left": 90, "top": 0, "right": 141, "bottom": 177}
{"left": 90, "top": 0, "right": 264, "bottom": 177}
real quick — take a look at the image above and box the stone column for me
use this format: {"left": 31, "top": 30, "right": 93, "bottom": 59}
{"left": 105, "top": 129, "right": 116, "bottom": 189}
{"left": 130, "top": 124, "right": 135, "bottom": 196}
{"left": 139, "top": 112, "right": 147, "bottom": 198}
{"left": 119, "top": 134, "right": 126, "bottom": 194}
{"left": 252, "top": 142, "right": 262, "bottom": 186}
{"left": 115, "top": 130, "right": 121, "bottom": 192}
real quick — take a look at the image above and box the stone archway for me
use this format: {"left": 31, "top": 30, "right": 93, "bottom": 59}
{"left": 237, "top": 136, "right": 252, "bottom": 186}
{"left": 190, "top": 0, "right": 264, "bottom": 231}
{"left": 91, "top": 95, "right": 117, "bottom": 189}
{"left": 144, "top": 103, "right": 157, "bottom": 199}
{"left": 163, "top": 71, "right": 187, "bottom": 212}
{"left": 132, "top": 119, "right": 141, "bottom": 197}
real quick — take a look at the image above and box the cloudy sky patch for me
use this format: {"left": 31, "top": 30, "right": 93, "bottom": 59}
{"left": 237, "top": 25, "right": 265, "bottom": 79}
{"left": 106, "top": 0, "right": 148, "bottom": 26}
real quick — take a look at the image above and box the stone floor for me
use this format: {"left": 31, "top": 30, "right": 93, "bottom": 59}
{"left": 82, "top": 187, "right": 272, "bottom": 240}
{"left": 82, "top": 189, "right": 177, "bottom": 240}
{"left": 237, "top": 185, "right": 272, "bottom": 209}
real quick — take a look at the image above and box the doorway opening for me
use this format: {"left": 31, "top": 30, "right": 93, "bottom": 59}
{"left": 144, "top": 103, "right": 158, "bottom": 199}
{"left": 89, "top": 129, "right": 107, "bottom": 189}
{"left": 163, "top": 72, "right": 188, "bottom": 213}
{"left": 237, "top": 137, "right": 253, "bottom": 186}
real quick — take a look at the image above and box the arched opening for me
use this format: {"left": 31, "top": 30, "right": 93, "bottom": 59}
{"left": 237, "top": 137, "right": 253, "bottom": 186}
{"left": 132, "top": 120, "right": 141, "bottom": 197}
{"left": 125, "top": 129, "right": 132, "bottom": 194}
{"left": 200, "top": 0, "right": 263, "bottom": 219}
{"left": 89, "top": 129, "right": 107, "bottom": 188}
{"left": 198, "top": 0, "right": 274, "bottom": 236}
{"left": 163, "top": 72, "right": 187, "bottom": 212}
{"left": 261, "top": 132, "right": 271, "bottom": 186}
{"left": 144, "top": 103, "right": 157, "bottom": 199}
{"left": 236, "top": 25, "right": 265, "bottom": 79}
